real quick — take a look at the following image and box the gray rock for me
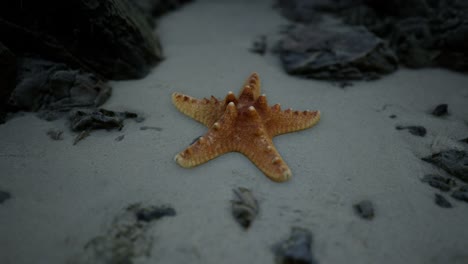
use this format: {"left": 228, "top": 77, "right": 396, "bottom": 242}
{"left": 8, "top": 58, "right": 111, "bottom": 114}
{"left": 273, "top": 227, "right": 318, "bottom": 264}
{"left": 231, "top": 187, "right": 258, "bottom": 229}
{"left": 279, "top": 24, "right": 398, "bottom": 80}
{"left": 69, "top": 108, "right": 138, "bottom": 132}
{"left": 353, "top": 200, "right": 375, "bottom": 220}
{"left": 422, "top": 150, "right": 468, "bottom": 183}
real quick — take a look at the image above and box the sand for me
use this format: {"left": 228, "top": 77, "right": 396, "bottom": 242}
{"left": 1, "top": 1, "right": 468, "bottom": 263}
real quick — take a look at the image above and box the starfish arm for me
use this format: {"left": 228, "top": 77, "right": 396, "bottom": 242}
{"left": 172, "top": 92, "right": 225, "bottom": 127}
{"left": 267, "top": 106, "right": 320, "bottom": 136}
{"left": 235, "top": 131, "right": 292, "bottom": 182}
{"left": 174, "top": 102, "right": 238, "bottom": 168}
{"left": 239, "top": 72, "right": 261, "bottom": 101}
{"left": 231, "top": 106, "right": 292, "bottom": 182}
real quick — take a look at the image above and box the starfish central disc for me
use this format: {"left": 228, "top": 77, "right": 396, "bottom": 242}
{"left": 172, "top": 73, "right": 320, "bottom": 182}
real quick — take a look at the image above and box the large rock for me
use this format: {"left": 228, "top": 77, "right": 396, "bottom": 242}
{"left": 9, "top": 58, "right": 111, "bottom": 118}
{"left": 279, "top": 24, "right": 398, "bottom": 80}
{"left": 0, "top": 42, "right": 16, "bottom": 122}
{"left": 0, "top": 0, "right": 163, "bottom": 80}
{"left": 276, "top": 0, "right": 468, "bottom": 74}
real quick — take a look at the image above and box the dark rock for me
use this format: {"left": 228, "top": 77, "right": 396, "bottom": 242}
{"left": 115, "top": 135, "right": 125, "bottom": 141}
{"left": 8, "top": 58, "right": 111, "bottom": 113}
{"left": 395, "top": 125, "right": 427, "bottom": 137}
{"left": 0, "top": 190, "right": 11, "bottom": 204}
{"left": 434, "top": 193, "right": 452, "bottom": 208}
{"left": 74, "top": 203, "right": 175, "bottom": 264}
{"left": 278, "top": 24, "right": 398, "bottom": 80}
{"left": 140, "top": 126, "right": 163, "bottom": 131}
{"left": 353, "top": 200, "right": 374, "bottom": 220}
{"left": 273, "top": 227, "right": 318, "bottom": 264}
{"left": 47, "top": 129, "right": 64, "bottom": 140}
{"left": 0, "top": 42, "right": 16, "bottom": 123}
{"left": 422, "top": 150, "right": 468, "bottom": 183}
{"left": 231, "top": 187, "right": 258, "bottom": 229}
{"left": 451, "top": 186, "right": 468, "bottom": 203}
{"left": 389, "top": 114, "right": 397, "bottom": 119}
{"left": 275, "top": 0, "right": 468, "bottom": 74}
{"left": 69, "top": 108, "right": 138, "bottom": 132}
{"left": 421, "top": 174, "right": 456, "bottom": 192}
{"left": 250, "top": 35, "right": 268, "bottom": 55}
{"left": 460, "top": 137, "right": 468, "bottom": 144}
{"left": 431, "top": 104, "right": 448, "bottom": 116}
{"left": 135, "top": 205, "right": 176, "bottom": 222}
{"left": 0, "top": 0, "right": 163, "bottom": 80}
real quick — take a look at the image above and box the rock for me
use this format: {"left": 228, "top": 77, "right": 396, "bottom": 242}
{"left": 431, "top": 104, "right": 448, "bottom": 116}
{"left": 140, "top": 126, "right": 163, "bottom": 131}
{"left": 451, "top": 186, "right": 468, "bottom": 203}
{"left": 273, "top": 227, "right": 318, "bottom": 264}
{"left": 72, "top": 203, "right": 175, "bottom": 264}
{"left": 353, "top": 200, "right": 375, "bottom": 220}
{"left": 421, "top": 174, "right": 456, "bottom": 192}
{"left": 69, "top": 108, "right": 138, "bottom": 132}
{"left": 0, "top": 0, "right": 164, "bottom": 80}
{"left": 0, "top": 42, "right": 16, "bottom": 123}
{"left": 395, "top": 125, "right": 427, "bottom": 137}
{"left": 8, "top": 58, "right": 111, "bottom": 114}
{"left": 434, "top": 193, "right": 452, "bottom": 208}
{"left": 250, "top": 35, "right": 268, "bottom": 55}
{"left": 231, "top": 187, "right": 259, "bottom": 229}
{"left": 278, "top": 24, "right": 398, "bottom": 80}
{"left": 460, "top": 137, "right": 468, "bottom": 144}
{"left": 0, "top": 190, "right": 11, "bottom": 204}
{"left": 275, "top": 0, "right": 468, "bottom": 74}
{"left": 47, "top": 129, "right": 64, "bottom": 140}
{"left": 135, "top": 205, "right": 176, "bottom": 222}
{"left": 422, "top": 150, "right": 468, "bottom": 183}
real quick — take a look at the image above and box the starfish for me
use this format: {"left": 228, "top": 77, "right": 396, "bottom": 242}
{"left": 172, "top": 73, "right": 320, "bottom": 182}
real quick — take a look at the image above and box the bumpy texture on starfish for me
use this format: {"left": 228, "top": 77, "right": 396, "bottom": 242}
{"left": 172, "top": 73, "right": 320, "bottom": 182}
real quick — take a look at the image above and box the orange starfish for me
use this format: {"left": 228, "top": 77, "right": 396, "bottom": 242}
{"left": 172, "top": 73, "right": 320, "bottom": 182}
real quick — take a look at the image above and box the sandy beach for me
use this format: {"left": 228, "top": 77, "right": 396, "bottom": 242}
{"left": 1, "top": 1, "right": 468, "bottom": 263}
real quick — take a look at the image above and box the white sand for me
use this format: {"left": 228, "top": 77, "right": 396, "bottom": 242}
{"left": 1, "top": 0, "right": 468, "bottom": 263}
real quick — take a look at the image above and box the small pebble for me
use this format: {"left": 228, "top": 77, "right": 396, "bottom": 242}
{"left": 432, "top": 104, "right": 448, "bottom": 117}
{"left": 0, "top": 190, "right": 12, "bottom": 204}
{"left": 434, "top": 194, "right": 452, "bottom": 208}
{"left": 250, "top": 35, "right": 267, "bottom": 55}
{"left": 353, "top": 200, "right": 374, "bottom": 220}
{"left": 135, "top": 206, "right": 176, "bottom": 222}
{"left": 47, "top": 129, "right": 64, "bottom": 140}
{"left": 273, "top": 227, "right": 317, "bottom": 264}
{"left": 140, "top": 126, "right": 162, "bottom": 131}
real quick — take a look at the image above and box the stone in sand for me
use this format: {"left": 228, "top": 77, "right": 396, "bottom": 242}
{"left": 273, "top": 227, "right": 318, "bottom": 264}
{"left": 231, "top": 187, "right": 259, "bottom": 229}
{"left": 353, "top": 200, "right": 375, "bottom": 220}
{"left": 422, "top": 150, "right": 468, "bottom": 183}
